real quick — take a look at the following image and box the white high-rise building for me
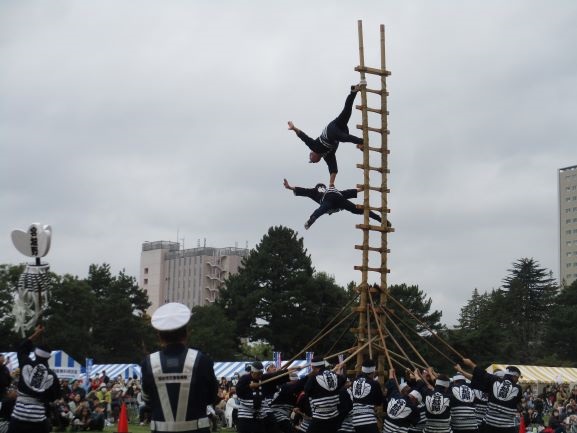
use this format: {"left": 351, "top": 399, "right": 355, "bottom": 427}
{"left": 140, "top": 241, "right": 249, "bottom": 314}
{"left": 559, "top": 164, "right": 577, "bottom": 287}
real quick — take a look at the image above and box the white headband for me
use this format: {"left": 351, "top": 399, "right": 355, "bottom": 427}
{"left": 35, "top": 348, "right": 51, "bottom": 359}
{"left": 435, "top": 379, "right": 450, "bottom": 388}
{"left": 311, "top": 360, "right": 325, "bottom": 367}
{"left": 362, "top": 366, "right": 376, "bottom": 373}
{"left": 409, "top": 390, "right": 422, "bottom": 403}
{"left": 452, "top": 374, "right": 466, "bottom": 382}
{"left": 505, "top": 369, "right": 520, "bottom": 377}
{"left": 250, "top": 365, "right": 263, "bottom": 373}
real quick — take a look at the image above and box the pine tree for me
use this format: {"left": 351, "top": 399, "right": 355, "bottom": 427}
{"left": 219, "top": 226, "right": 351, "bottom": 357}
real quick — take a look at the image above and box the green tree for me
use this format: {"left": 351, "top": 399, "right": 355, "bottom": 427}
{"left": 0, "top": 264, "right": 24, "bottom": 350}
{"left": 43, "top": 274, "right": 97, "bottom": 362}
{"left": 450, "top": 288, "right": 511, "bottom": 366}
{"left": 543, "top": 279, "right": 577, "bottom": 365}
{"left": 501, "top": 258, "right": 557, "bottom": 360}
{"left": 383, "top": 284, "right": 446, "bottom": 370}
{"left": 85, "top": 264, "right": 154, "bottom": 363}
{"left": 219, "top": 226, "right": 352, "bottom": 357}
{"left": 188, "top": 304, "right": 238, "bottom": 361}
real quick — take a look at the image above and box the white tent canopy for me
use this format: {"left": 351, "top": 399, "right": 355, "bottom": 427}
{"left": 488, "top": 364, "right": 577, "bottom": 384}
{"left": 3, "top": 350, "right": 82, "bottom": 379}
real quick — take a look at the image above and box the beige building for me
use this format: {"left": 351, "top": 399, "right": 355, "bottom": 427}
{"left": 559, "top": 164, "right": 577, "bottom": 287}
{"left": 140, "top": 241, "right": 249, "bottom": 314}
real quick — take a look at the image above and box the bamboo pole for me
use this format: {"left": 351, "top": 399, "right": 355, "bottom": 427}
{"left": 388, "top": 295, "right": 466, "bottom": 360}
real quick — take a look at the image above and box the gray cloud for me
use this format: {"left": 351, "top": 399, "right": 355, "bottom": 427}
{"left": 1, "top": 0, "right": 576, "bottom": 325}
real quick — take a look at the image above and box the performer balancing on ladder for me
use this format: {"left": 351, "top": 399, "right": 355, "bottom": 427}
{"left": 288, "top": 84, "right": 364, "bottom": 187}
{"left": 283, "top": 179, "right": 385, "bottom": 230}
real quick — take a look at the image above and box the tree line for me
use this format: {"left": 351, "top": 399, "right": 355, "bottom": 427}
{"left": 1, "top": 225, "right": 576, "bottom": 368}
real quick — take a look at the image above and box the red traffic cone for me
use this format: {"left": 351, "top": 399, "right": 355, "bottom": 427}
{"left": 518, "top": 414, "right": 526, "bottom": 433}
{"left": 117, "top": 402, "right": 129, "bottom": 433}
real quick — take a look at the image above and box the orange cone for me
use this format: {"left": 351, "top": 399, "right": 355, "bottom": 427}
{"left": 117, "top": 402, "right": 129, "bottom": 433}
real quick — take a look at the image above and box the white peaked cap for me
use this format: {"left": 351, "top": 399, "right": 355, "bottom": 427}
{"left": 152, "top": 302, "right": 191, "bottom": 331}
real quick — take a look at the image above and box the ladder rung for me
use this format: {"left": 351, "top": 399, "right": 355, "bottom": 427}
{"left": 356, "top": 104, "right": 386, "bottom": 115}
{"left": 356, "top": 186, "right": 390, "bottom": 193}
{"left": 356, "top": 223, "right": 395, "bottom": 233}
{"left": 352, "top": 306, "right": 366, "bottom": 313}
{"left": 366, "top": 88, "right": 389, "bottom": 96}
{"left": 366, "top": 146, "right": 390, "bottom": 154}
{"left": 356, "top": 163, "right": 384, "bottom": 173}
{"left": 356, "top": 124, "right": 390, "bottom": 135}
{"left": 356, "top": 204, "right": 391, "bottom": 213}
{"left": 355, "top": 66, "right": 391, "bottom": 76}
{"left": 354, "top": 245, "right": 390, "bottom": 253}
{"left": 354, "top": 265, "right": 391, "bottom": 273}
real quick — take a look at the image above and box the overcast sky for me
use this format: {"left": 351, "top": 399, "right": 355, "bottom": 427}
{"left": 1, "top": 1, "right": 576, "bottom": 326}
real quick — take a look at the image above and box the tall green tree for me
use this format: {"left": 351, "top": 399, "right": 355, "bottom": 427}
{"left": 188, "top": 304, "right": 238, "bottom": 361}
{"left": 43, "top": 274, "right": 97, "bottom": 362}
{"left": 84, "top": 264, "right": 154, "bottom": 363}
{"left": 219, "top": 226, "right": 352, "bottom": 357}
{"left": 501, "top": 258, "right": 557, "bottom": 359}
{"left": 450, "top": 288, "right": 511, "bottom": 366}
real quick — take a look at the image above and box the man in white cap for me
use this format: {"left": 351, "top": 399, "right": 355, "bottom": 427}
{"left": 141, "top": 302, "right": 218, "bottom": 433}
{"left": 8, "top": 324, "right": 61, "bottom": 433}
{"left": 461, "top": 359, "right": 522, "bottom": 433}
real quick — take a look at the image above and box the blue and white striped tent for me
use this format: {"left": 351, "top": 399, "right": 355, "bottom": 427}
{"left": 89, "top": 364, "right": 142, "bottom": 381}
{"left": 213, "top": 360, "right": 308, "bottom": 380}
{"left": 3, "top": 350, "right": 82, "bottom": 379}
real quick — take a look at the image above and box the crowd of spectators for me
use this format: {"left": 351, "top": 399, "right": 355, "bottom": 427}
{"left": 517, "top": 384, "right": 577, "bottom": 433}
{"left": 0, "top": 364, "right": 152, "bottom": 432}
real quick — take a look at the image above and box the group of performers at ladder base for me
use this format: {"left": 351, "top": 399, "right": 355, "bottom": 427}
{"left": 287, "top": 84, "right": 392, "bottom": 230}
{"left": 1, "top": 302, "right": 525, "bottom": 433}
{"left": 233, "top": 356, "right": 523, "bottom": 433}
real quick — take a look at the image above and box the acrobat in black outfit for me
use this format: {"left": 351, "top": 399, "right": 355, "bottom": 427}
{"left": 283, "top": 179, "right": 382, "bottom": 230}
{"left": 288, "top": 84, "right": 364, "bottom": 187}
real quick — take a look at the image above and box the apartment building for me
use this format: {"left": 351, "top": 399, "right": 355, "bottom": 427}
{"left": 140, "top": 240, "right": 249, "bottom": 313}
{"left": 559, "top": 164, "right": 577, "bottom": 286}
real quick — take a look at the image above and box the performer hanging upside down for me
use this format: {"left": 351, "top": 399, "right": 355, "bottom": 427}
{"left": 283, "top": 179, "right": 383, "bottom": 230}
{"left": 288, "top": 84, "right": 364, "bottom": 187}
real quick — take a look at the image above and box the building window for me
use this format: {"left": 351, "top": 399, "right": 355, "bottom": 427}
{"left": 568, "top": 209, "right": 572, "bottom": 213}
{"left": 567, "top": 230, "right": 572, "bottom": 235}
{"left": 568, "top": 219, "right": 572, "bottom": 224}
{"left": 144, "top": 268, "right": 149, "bottom": 274}
{"left": 144, "top": 278, "right": 148, "bottom": 284}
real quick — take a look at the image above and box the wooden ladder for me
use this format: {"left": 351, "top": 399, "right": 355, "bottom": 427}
{"left": 351, "top": 21, "right": 394, "bottom": 379}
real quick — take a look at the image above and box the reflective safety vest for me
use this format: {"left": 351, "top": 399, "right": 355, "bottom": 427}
{"left": 149, "top": 349, "right": 210, "bottom": 432}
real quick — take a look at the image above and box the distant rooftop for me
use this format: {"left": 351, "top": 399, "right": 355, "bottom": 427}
{"left": 142, "top": 241, "right": 249, "bottom": 258}
{"left": 559, "top": 164, "right": 577, "bottom": 172}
